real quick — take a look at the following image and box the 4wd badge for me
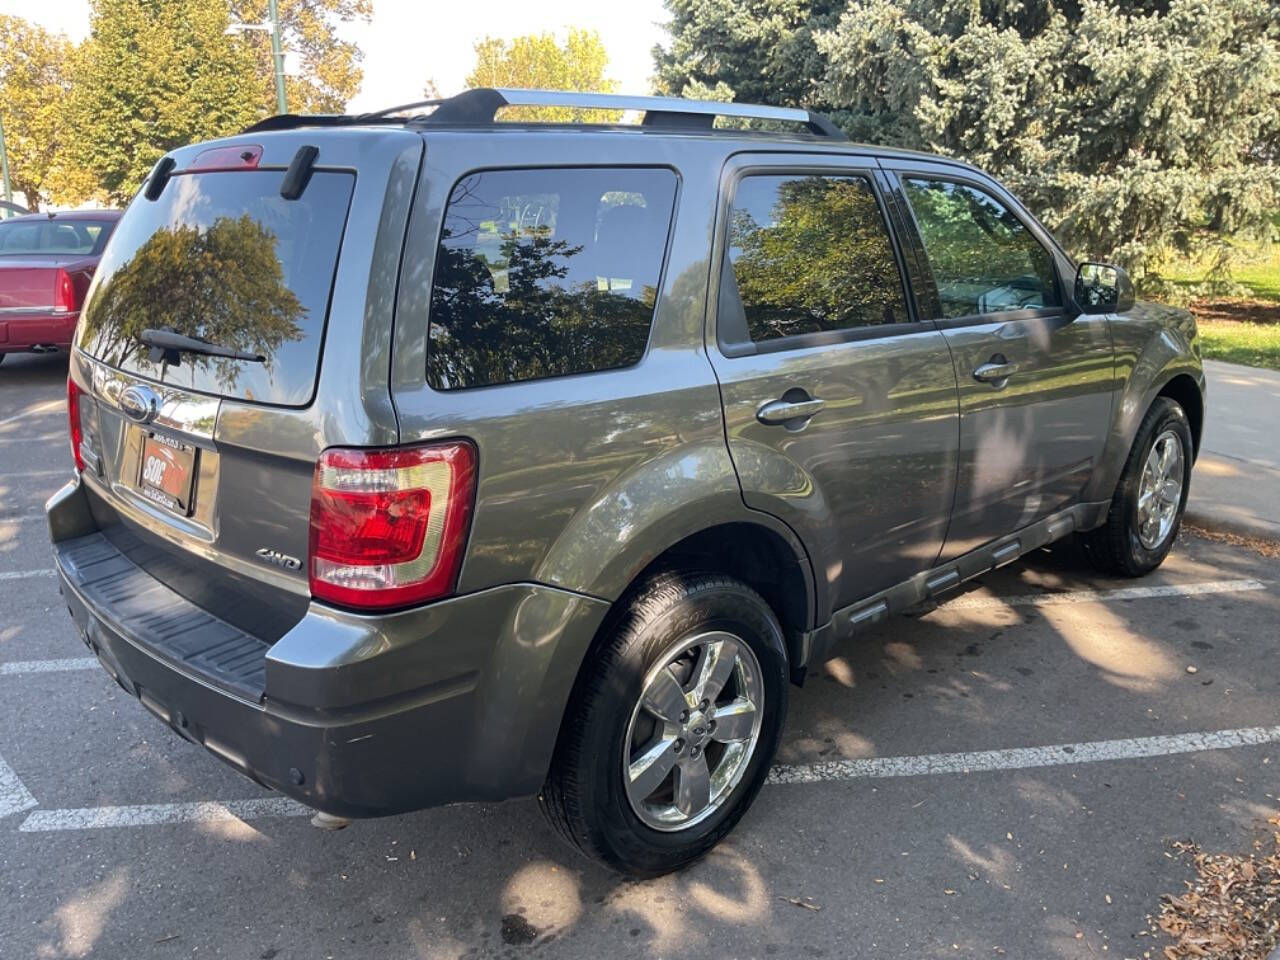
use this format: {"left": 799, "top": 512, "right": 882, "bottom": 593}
{"left": 255, "top": 547, "right": 302, "bottom": 571}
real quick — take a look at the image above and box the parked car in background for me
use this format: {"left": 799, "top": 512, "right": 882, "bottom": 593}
{"left": 46, "top": 90, "right": 1203, "bottom": 877}
{"left": 0, "top": 209, "right": 121, "bottom": 365}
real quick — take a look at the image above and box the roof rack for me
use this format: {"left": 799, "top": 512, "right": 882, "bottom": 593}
{"left": 243, "top": 88, "right": 847, "bottom": 139}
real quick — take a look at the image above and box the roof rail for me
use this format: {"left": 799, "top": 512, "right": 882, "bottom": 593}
{"left": 418, "top": 88, "right": 846, "bottom": 138}
{"left": 241, "top": 88, "right": 847, "bottom": 139}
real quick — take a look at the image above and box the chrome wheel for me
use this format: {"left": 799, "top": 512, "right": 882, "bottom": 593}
{"left": 622, "top": 631, "right": 764, "bottom": 832}
{"left": 1136, "top": 429, "right": 1185, "bottom": 549}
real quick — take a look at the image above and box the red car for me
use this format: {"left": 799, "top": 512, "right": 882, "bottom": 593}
{"left": 0, "top": 209, "right": 121, "bottom": 365}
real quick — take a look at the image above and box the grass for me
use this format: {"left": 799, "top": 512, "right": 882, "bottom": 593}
{"left": 1158, "top": 239, "right": 1280, "bottom": 370}
{"left": 1196, "top": 318, "right": 1280, "bottom": 371}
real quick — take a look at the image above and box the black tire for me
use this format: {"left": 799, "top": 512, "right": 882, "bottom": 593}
{"left": 540, "top": 571, "right": 789, "bottom": 877}
{"left": 1081, "top": 396, "right": 1193, "bottom": 577}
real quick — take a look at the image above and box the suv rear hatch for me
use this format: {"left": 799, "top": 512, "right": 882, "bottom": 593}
{"left": 68, "top": 135, "right": 394, "bottom": 659}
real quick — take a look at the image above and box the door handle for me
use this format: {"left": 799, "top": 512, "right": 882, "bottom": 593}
{"left": 973, "top": 358, "right": 1019, "bottom": 384}
{"left": 756, "top": 395, "right": 825, "bottom": 426}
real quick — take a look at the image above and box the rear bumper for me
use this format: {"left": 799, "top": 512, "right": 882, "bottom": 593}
{"left": 0, "top": 310, "right": 78, "bottom": 350}
{"left": 47, "top": 478, "right": 611, "bottom": 818}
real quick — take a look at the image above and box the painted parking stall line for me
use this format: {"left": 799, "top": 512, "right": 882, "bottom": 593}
{"left": 20, "top": 797, "right": 309, "bottom": 832}
{"left": 769, "top": 725, "right": 1280, "bottom": 785}
{"left": 0, "top": 658, "right": 98, "bottom": 675}
{"left": 939, "top": 577, "right": 1266, "bottom": 610}
{"left": 16, "top": 725, "right": 1280, "bottom": 831}
{"left": 0, "top": 569, "right": 56, "bottom": 582}
{"left": 0, "top": 752, "right": 38, "bottom": 820}
{"left": 0, "top": 399, "right": 63, "bottom": 429}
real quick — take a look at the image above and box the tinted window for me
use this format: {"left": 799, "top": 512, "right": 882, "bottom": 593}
{"left": 77, "top": 171, "right": 354, "bottom": 406}
{"left": 427, "top": 167, "right": 677, "bottom": 390}
{"left": 0, "top": 219, "right": 115, "bottom": 256}
{"left": 721, "top": 174, "right": 908, "bottom": 346}
{"left": 902, "top": 178, "right": 1061, "bottom": 318}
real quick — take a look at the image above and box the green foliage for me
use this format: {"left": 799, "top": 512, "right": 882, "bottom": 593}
{"left": 230, "top": 0, "right": 371, "bottom": 114}
{"left": 656, "top": 0, "right": 1280, "bottom": 288}
{"left": 0, "top": 16, "right": 75, "bottom": 209}
{"left": 465, "top": 29, "right": 620, "bottom": 122}
{"left": 60, "top": 0, "right": 264, "bottom": 205}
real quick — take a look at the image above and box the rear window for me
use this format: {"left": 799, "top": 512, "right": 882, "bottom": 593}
{"left": 427, "top": 166, "right": 677, "bottom": 390}
{"left": 0, "top": 219, "right": 115, "bottom": 256}
{"left": 77, "top": 170, "right": 354, "bottom": 406}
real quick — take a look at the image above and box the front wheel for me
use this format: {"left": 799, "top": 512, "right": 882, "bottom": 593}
{"left": 1082, "top": 396, "right": 1193, "bottom": 577}
{"left": 540, "top": 572, "right": 789, "bottom": 877}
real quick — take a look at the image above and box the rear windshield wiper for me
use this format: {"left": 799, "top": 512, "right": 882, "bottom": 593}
{"left": 139, "top": 328, "right": 265, "bottom": 363}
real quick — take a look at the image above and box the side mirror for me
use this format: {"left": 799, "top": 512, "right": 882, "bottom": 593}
{"left": 1073, "top": 262, "right": 1135, "bottom": 315}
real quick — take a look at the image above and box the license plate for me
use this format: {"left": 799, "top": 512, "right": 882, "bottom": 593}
{"left": 138, "top": 433, "right": 197, "bottom": 514}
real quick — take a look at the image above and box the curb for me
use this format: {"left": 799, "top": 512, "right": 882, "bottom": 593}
{"left": 1183, "top": 507, "right": 1280, "bottom": 544}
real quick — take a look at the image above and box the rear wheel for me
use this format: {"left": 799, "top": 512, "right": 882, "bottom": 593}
{"left": 1082, "top": 397, "right": 1193, "bottom": 577}
{"left": 540, "top": 572, "right": 788, "bottom": 877}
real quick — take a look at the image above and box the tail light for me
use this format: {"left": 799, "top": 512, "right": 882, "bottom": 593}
{"left": 52, "top": 269, "right": 78, "bottom": 314}
{"left": 67, "top": 377, "right": 86, "bottom": 473}
{"left": 308, "top": 441, "right": 477, "bottom": 610}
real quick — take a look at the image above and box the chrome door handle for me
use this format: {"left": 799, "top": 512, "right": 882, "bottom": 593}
{"left": 973, "top": 359, "right": 1019, "bottom": 384}
{"left": 756, "top": 396, "right": 825, "bottom": 426}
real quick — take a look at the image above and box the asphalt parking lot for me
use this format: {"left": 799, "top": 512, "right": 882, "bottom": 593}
{"left": 1, "top": 350, "right": 1277, "bottom": 960}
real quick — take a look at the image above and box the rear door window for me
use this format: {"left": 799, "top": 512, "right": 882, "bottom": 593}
{"left": 719, "top": 174, "right": 910, "bottom": 347}
{"left": 427, "top": 166, "right": 678, "bottom": 390}
{"left": 77, "top": 170, "right": 354, "bottom": 406}
{"left": 901, "top": 177, "right": 1061, "bottom": 318}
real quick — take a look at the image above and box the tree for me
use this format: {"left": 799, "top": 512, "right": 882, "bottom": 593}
{"left": 465, "top": 29, "right": 619, "bottom": 122}
{"left": 229, "top": 0, "right": 370, "bottom": 114}
{"left": 58, "top": 0, "right": 264, "bottom": 205}
{"left": 0, "top": 17, "right": 75, "bottom": 209}
{"left": 656, "top": 0, "right": 1280, "bottom": 290}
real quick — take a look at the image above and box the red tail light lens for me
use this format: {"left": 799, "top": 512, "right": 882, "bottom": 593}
{"left": 309, "top": 441, "right": 477, "bottom": 610}
{"left": 67, "top": 377, "right": 85, "bottom": 473}
{"left": 52, "top": 268, "right": 77, "bottom": 314}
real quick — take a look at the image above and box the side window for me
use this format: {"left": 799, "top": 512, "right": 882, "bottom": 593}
{"left": 901, "top": 178, "right": 1061, "bottom": 319}
{"left": 427, "top": 167, "right": 677, "bottom": 390}
{"left": 720, "top": 174, "right": 909, "bottom": 347}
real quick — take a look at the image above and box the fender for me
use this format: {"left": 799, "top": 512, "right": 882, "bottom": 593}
{"left": 1086, "top": 302, "right": 1205, "bottom": 504}
{"left": 533, "top": 439, "right": 818, "bottom": 626}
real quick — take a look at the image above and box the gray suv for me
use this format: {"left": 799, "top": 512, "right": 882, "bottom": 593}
{"left": 46, "top": 89, "right": 1204, "bottom": 876}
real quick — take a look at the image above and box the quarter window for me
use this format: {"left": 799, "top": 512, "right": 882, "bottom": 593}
{"left": 902, "top": 178, "right": 1061, "bottom": 318}
{"left": 427, "top": 167, "right": 677, "bottom": 390}
{"left": 720, "top": 174, "right": 909, "bottom": 346}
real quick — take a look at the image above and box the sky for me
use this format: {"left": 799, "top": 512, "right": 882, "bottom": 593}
{"left": 0, "top": 0, "right": 673, "bottom": 111}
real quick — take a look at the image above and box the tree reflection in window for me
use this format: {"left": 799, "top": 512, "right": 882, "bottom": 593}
{"left": 81, "top": 214, "right": 305, "bottom": 390}
{"left": 427, "top": 168, "right": 677, "bottom": 391}
{"left": 727, "top": 175, "right": 909, "bottom": 344}
{"left": 902, "top": 178, "right": 1061, "bottom": 318}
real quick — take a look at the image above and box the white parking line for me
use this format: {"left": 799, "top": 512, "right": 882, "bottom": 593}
{"left": 19, "top": 797, "right": 309, "bottom": 832}
{"left": 1, "top": 469, "right": 69, "bottom": 480}
{"left": 0, "top": 752, "right": 38, "bottom": 820}
{"left": 0, "top": 658, "right": 98, "bottom": 675}
{"left": 768, "top": 725, "right": 1280, "bottom": 784}
{"left": 0, "top": 433, "right": 63, "bottom": 444}
{"left": 0, "top": 399, "right": 63, "bottom": 429}
{"left": 0, "top": 513, "right": 46, "bottom": 524}
{"left": 0, "top": 569, "right": 56, "bottom": 581}
{"left": 16, "top": 724, "right": 1280, "bottom": 831}
{"left": 940, "top": 577, "right": 1266, "bottom": 609}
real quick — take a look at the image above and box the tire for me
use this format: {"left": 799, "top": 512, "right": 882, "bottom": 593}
{"left": 540, "top": 571, "right": 789, "bottom": 877}
{"left": 1081, "top": 396, "right": 1193, "bottom": 577}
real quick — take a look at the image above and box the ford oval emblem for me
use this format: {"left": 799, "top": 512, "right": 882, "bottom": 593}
{"left": 119, "top": 384, "right": 159, "bottom": 424}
